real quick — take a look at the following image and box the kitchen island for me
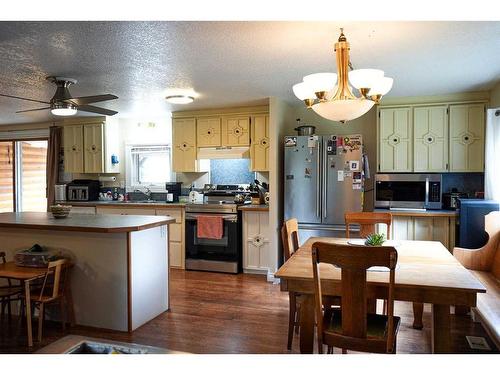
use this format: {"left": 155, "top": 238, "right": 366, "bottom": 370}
{"left": 0, "top": 212, "right": 175, "bottom": 332}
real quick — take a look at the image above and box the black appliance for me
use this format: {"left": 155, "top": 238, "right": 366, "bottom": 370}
{"left": 375, "top": 173, "right": 442, "bottom": 210}
{"left": 165, "top": 182, "right": 182, "bottom": 203}
{"left": 185, "top": 185, "right": 249, "bottom": 274}
{"left": 442, "top": 189, "right": 468, "bottom": 210}
{"left": 67, "top": 180, "right": 100, "bottom": 201}
{"left": 457, "top": 199, "right": 499, "bottom": 248}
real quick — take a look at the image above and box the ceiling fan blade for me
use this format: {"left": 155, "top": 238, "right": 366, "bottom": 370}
{"left": 16, "top": 107, "right": 51, "bottom": 113}
{"left": 0, "top": 93, "right": 50, "bottom": 105}
{"left": 78, "top": 105, "right": 118, "bottom": 116}
{"left": 68, "top": 94, "right": 118, "bottom": 106}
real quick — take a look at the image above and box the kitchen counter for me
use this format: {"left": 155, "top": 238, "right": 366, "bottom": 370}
{"left": 56, "top": 200, "right": 186, "bottom": 209}
{"left": 374, "top": 208, "right": 458, "bottom": 217}
{"left": 238, "top": 204, "right": 269, "bottom": 212}
{"left": 0, "top": 212, "right": 172, "bottom": 332}
{"left": 0, "top": 212, "right": 175, "bottom": 233}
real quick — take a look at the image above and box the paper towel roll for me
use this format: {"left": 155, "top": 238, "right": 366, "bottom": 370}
{"left": 98, "top": 176, "right": 117, "bottom": 182}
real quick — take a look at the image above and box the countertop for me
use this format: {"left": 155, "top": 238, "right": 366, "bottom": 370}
{"left": 238, "top": 204, "right": 269, "bottom": 212}
{"left": 56, "top": 200, "right": 186, "bottom": 209}
{"left": 0, "top": 212, "right": 175, "bottom": 233}
{"left": 374, "top": 208, "right": 458, "bottom": 217}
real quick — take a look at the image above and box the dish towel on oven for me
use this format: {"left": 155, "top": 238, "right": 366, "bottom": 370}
{"left": 197, "top": 215, "right": 224, "bottom": 239}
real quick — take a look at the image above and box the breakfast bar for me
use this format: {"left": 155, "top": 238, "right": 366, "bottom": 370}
{"left": 0, "top": 212, "right": 175, "bottom": 334}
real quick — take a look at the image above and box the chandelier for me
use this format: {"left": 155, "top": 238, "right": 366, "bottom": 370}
{"left": 292, "top": 28, "right": 393, "bottom": 123}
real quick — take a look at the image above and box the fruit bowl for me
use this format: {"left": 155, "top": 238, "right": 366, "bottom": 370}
{"left": 50, "top": 204, "right": 72, "bottom": 219}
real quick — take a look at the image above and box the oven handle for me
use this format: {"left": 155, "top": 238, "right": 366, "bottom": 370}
{"left": 185, "top": 213, "right": 238, "bottom": 222}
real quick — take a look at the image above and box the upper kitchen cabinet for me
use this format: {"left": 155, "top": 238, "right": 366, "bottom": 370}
{"left": 378, "top": 107, "right": 413, "bottom": 172}
{"left": 449, "top": 103, "right": 485, "bottom": 172}
{"left": 63, "top": 118, "right": 119, "bottom": 174}
{"left": 196, "top": 117, "right": 222, "bottom": 147}
{"left": 172, "top": 118, "right": 198, "bottom": 172}
{"left": 413, "top": 106, "right": 448, "bottom": 172}
{"left": 222, "top": 117, "right": 250, "bottom": 146}
{"left": 250, "top": 115, "right": 269, "bottom": 171}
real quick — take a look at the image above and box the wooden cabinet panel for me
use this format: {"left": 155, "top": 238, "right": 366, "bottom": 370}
{"left": 391, "top": 215, "right": 453, "bottom": 251}
{"left": 169, "top": 241, "right": 183, "bottom": 268}
{"left": 196, "top": 117, "right": 221, "bottom": 147}
{"left": 172, "top": 118, "right": 197, "bottom": 172}
{"left": 95, "top": 207, "right": 156, "bottom": 215}
{"left": 156, "top": 208, "right": 185, "bottom": 269}
{"left": 449, "top": 104, "right": 485, "bottom": 172}
{"left": 63, "top": 125, "right": 84, "bottom": 173}
{"left": 243, "top": 211, "right": 271, "bottom": 273}
{"left": 70, "top": 206, "right": 96, "bottom": 214}
{"left": 155, "top": 208, "right": 182, "bottom": 223}
{"left": 222, "top": 117, "right": 250, "bottom": 146}
{"left": 378, "top": 108, "right": 413, "bottom": 172}
{"left": 83, "top": 123, "right": 105, "bottom": 173}
{"left": 250, "top": 115, "right": 269, "bottom": 171}
{"left": 413, "top": 106, "right": 448, "bottom": 172}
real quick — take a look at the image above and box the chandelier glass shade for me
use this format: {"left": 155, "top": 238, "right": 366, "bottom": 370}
{"left": 292, "top": 29, "right": 393, "bottom": 123}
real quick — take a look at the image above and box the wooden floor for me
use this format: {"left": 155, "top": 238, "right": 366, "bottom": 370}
{"left": 0, "top": 269, "right": 497, "bottom": 354}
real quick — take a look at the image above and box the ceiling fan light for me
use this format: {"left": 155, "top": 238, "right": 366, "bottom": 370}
{"left": 348, "top": 69, "right": 384, "bottom": 90}
{"left": 303, "top": 73, "right": 338, "bottom": 94}
{"left": 368, "top": 76, "right": 394, "bottom": 96}
{"left": 51, "top": 103, "right": 77, "bottom": 116}
{"left": 165, "top": 95, "right": 194, "bottom": 104}
{"left": 292, "top": 82, "right": 316, "bottom": 101}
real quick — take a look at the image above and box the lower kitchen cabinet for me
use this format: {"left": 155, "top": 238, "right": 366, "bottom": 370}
{"left": 156, "top": 209, "right": 185, "bottom": 269}
{"left": 242, "top": 211, "right": 271, "bottom": 273}
{"left": 95, "top": 206, "right": 185, "bottom": 269}
{"left": 389, "top": 215, "right": 456, "bottom": 251}
{"left": 70, "top": 206, "right": 96, "bottom": 214}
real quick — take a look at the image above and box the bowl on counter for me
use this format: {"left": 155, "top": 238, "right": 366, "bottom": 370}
{"left": 50, "top": 204, "right": 72, "bottom": 219}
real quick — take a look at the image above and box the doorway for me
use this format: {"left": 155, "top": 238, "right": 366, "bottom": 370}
{"left": 0, "top": 140, "right": 48, "bottom": 212}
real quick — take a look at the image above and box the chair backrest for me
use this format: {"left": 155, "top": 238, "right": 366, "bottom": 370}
{"left": 345, "top": 212, "right": 392, "bottom": 239}
{"left": 281, "top": 218, "right": 300, "bottom": 261}
{"left": 0, "top": 252, "right": 5, "bottom": 264}
{"left": 311, "top": 241, "right": 398, "bottom": 353}
{"left": 39, "top": 258, "right": 69, "bottom": 300}
{"left": 485, "top": 211, "right": 500, "bottom": 278}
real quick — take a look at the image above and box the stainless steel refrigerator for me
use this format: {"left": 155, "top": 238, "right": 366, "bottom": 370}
{"left": 284, "top": 134, "right": 365, "bottom": 241}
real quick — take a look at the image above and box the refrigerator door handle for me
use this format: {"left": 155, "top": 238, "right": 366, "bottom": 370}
{"left": 322, "top": 141, "right": 328, "bottom": 219}
{"left": 316, "top": 140, "right": 321, "bottom": 218}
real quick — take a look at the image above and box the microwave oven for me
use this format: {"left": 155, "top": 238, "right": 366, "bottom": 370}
{"left": 374, "top": 173, "right": 442, "bottom": 210}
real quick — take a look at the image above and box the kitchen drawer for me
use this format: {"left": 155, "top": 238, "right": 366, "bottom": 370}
{"left": 169, "top": 223, "right": 182, "bottom": 242}
{"left": 169, "top": 241, "right": 183, "bottom": 268}
{"left": 156, "top": 209, "right": 183, "bottom": 223}
{"left": 70, "top": 206, "right": 96, "bottom": 214}
{"left": 96, "top": 207, "right": 156, "bottom": 215}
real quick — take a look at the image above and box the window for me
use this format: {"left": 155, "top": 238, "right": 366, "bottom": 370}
{"left": 126, "top": 144, "right": 172, "bottom": 191}
{"left": 0, "top": 140, "right": 48, "bottom": 212}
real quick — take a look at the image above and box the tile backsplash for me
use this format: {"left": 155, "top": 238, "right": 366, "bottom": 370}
{"left": 442, "top": 173, "right": 484, "bottom": 197}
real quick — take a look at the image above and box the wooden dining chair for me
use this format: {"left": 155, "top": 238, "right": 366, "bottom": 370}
{"left": 312, "top": 241, "right": 401, "bottom": 354}
{"left": 0, "top": 251, "right": 23, "bottom": 322}
{"left": 20, "top": 258, "right": 72, "bottom": 343}
{"left": 344, "top": 211, "right": 392, "bottom": 239}
{"left": 281, "top": 218, "right": 301, "bottom": 350}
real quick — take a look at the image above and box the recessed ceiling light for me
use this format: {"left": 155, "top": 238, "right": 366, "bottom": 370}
{"left": 165, "top": 95, "right": 194, "bottom": 104}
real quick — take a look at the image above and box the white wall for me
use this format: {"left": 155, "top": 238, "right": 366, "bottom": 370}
{"left": 490, "top": 82, "right": 500, "bottom": 108}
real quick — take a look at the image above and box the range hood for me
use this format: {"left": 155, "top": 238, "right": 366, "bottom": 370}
{"left": 197, "top": 146, "right": 250, "bottom": 159}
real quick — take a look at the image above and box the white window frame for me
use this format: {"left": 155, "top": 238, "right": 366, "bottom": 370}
{"left": 125, "top": 144, "right": 174, "bottom": 192}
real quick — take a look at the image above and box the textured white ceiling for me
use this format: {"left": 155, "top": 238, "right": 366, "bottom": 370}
{"left": 0, "top": 21, "right": 499, "bottom": 124}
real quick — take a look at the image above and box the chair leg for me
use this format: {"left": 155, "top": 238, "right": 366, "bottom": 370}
{"left": 60, "top": 298, "right": 66, "bottom": 332}
{"left": 7, "top": 297, "right": 12, "bottom": 322}
{"left": 294, "top": 305, "right": 301, "bottom": 334}
{"left": 37, "top": 303, "right": 44, "bottom": 343}
{"left": 327, "top": 346, "right": 334, "bottom": 354}
{"left": 342, "top": 349, "right": 347, "bottom": 354}
{"left": 412, "top": 302, "right": 424, "bottom": 329}
{"left": 383, "top": 300, "right": 388, "bottom": 315}
{"left": 287, "top": 293, "right": 296, "bottom": 350}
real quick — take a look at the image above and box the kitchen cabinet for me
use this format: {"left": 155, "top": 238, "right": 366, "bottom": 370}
{"left": 70, "top": 206, "right": 96, "bottom": 214}
{"left": 242, "top": 211, "right": 271, "bottom": 273}
{"left": 63, "top": 125, "right": 84, "bottom": 173}
{"left": 63, "top": 119, "right": 120, "bottom": 174}
{"left": 96, "top": 207, "right": 156, "bottom": 215}
{"left": 250, "top": 115, "right": 270, "bottom": 171}
{"left": 378, "top": 107, "right": 413, "bottom": 172}
{"left": 196, "top": 117, "right": 222, "bottom": 147}
{"left": 449, "top": 104, "right": 485, "bottom": 172}
{"left": 172, "top": 118, "right": 198, "bottom": 172}
{"left": 222, "top": 117, "right": 250, "bottom": 146}
{"left": 156, "top": 208, "right": 185, "bottom": 269}
{"left": 413, "top": 106, "right": 448, "bottom": 172}
{"left": 389, "top": 215, "right": 456, "bottom": 251}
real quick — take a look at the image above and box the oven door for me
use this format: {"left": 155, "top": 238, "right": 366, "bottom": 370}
{"left": 185, "top": 213, "right": 240, "bottom": 262}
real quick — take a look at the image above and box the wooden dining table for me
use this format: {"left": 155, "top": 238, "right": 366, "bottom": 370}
{"left": 0, "top": 261, "right": 72, "bottom": 347}
{"left": 275, "top": 237, "right": 487, "bottom": 354}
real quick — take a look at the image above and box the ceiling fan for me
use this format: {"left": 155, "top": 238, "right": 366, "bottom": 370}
{"left": 0, "top": 76, "right": 118, "bottom": 116}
